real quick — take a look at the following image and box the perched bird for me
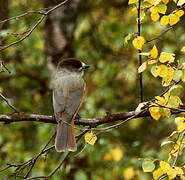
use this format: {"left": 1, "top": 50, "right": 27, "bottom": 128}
{"left": 51, "top": 58, "right": 90, "bottom": 152}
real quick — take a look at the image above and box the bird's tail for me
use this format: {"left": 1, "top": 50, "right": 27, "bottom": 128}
{"left": 55, "top": 120, "right": 77, "bottom": 152}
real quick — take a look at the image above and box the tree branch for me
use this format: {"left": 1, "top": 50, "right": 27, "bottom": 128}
{"left": 0, "top": 0, "right": 70, "bottom": 51}
{"left": 0, "top": 93, "right": 19, "bottom": 112}
{"left": 0, "top": 111, "right": 144, "bottom": 126}
{"left": 145, "top": 27, "right": 173, "bottom": 44}
{"left": 137, "top": 0, "right": 144, "bottom": 102}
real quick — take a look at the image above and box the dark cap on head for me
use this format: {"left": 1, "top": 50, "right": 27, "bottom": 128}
{"left": 57, "top": 58, "right": 83, "bottom": 69}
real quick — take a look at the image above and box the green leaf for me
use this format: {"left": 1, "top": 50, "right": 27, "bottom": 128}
{"left": 142, "top": 159, "right": 155, "bottom": 172}
{"left": 124, "top": 33, "right": 134, "bottom": 43}
{"left": 151, "top": 65, "right": 159, "bottom": 77}
{"left": 173, "top": 70, "right": 183, "bottom": 82}
{"left": 156, "top": 4, "right": 167, "bottom": 14}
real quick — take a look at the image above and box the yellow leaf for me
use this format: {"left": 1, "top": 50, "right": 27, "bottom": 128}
{"left": 164, "top": 91, "right": 170, "bottom": 102}
{"left": 174, "top": 167, "right": 184, "bottom": 175}
{"left": 177, "top": 122, "right": 185, "bottom": 132}
{"left": 149, "top": 107, "right": 161, "bottom": 120}
{"left": 128, "top": 0, "right": 139, "bottom": 4}
{"left": 131, "top": 7, "right": 138, "bottom": 14}
{"left": 167, "top": 95, "right": 183, "bottom": 108}
{"left": 160, "top": 15, "right": 169, "bottom": 25}
{"left": 181, "top": 46, "right": 185, "bottom": 53}
{"left": 182, "top": 70, "right": 185, "bottom": 82}
{"left": 177, "top": 123, "right": 185, "bottom": 132}
{"left": 168, "top": 168, "right": 177, "bottom": 179}
{"left": 138, "top": 62, "right": 147, "bottom": 73}
{"left": 141, "top": 11, "right": 146, "bottom": 21}
{"left": 168, "top": 14, "right": 180, "bottom": 26}
{"left": 160, "top": 66, "right": 174, "bottom": 86}
{"left": 141, "top": 4, "right": 153, "bottom": 9}
{"left": 123, "top": 167, "right": 135, "bottom": 180}
{"left": 161, "top": 108, "right": 171, "bottom": 117}
{"left": 104, "top": 152, "right": 113, "bottom": 161}
{"left": 162, "top": 75, "right": 173, "bottom": 86}
{"left": 84, "top": 131, "right": 97, "bottom": 145}
{"left": 162, "top": 67, "right": 174, "bottom": 86}
{"left": 111, "top": 147, "right": 124, "bottom": 161}
{"left": 158, "top": 65, "right": 168, "bottom": 77}
{"left": 159, "top": 52, "right": 175, "bottom": 63}
{"left": 167, "top": 67, "right": 175, "bottom": 76}
{"left": 144, "top": 0, "right": 161, "bottom": 5}
{"left": 148, "top": 60, "right": 158, "bottom": 64}
{"left": 160, "top": 161, "right": 171, "bottom": 173}
{"left": 162, "top": 0, "right": 169, "bottom": 4}
{"left": 150, "top": 6, "right": 158, "bottom": 13}
{"left": 153, "top": 168, "right": 165, "bottom": 180}
{"left": 177, "top": 0, "right": 185, "bottom": 6}
{"left": 150, "top": 45, "right": 158, "bottom": 59}
{"left": 104, "top": 147, "right": 124, "bottom": 161}
{"left": 175, "top": 10, "right": 184, "bottom": 17}
{"left": 151, "top": 12, "right": 160, "bottom": 22}
{"left": 175, "top": 117, "right": 185, "bottom": 124}
{"left": 132, "top": 36, "right": 145, "bottom": 50}
{"left": 170, "top": 144, "right": 179, "bottom": 156}
{"left": 155, "top": 96, "right": 166, "bottom": 105}
{"left": 151, "top": 65, "right": 160, "bottom": 77}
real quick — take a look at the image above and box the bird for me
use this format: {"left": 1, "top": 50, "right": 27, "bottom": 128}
{"left": 51, "top": 58, "right": 90, "bottom": 152}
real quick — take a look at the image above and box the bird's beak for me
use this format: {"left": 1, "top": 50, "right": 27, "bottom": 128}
{"left": 82, "top": 65, "right": 91, "bottom": 69}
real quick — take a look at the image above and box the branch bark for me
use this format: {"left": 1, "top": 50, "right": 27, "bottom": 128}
{"left": 0, "top": 110, "right": 147, "bottom": 126}
{"left": 0, "top": 104, "right": 184, "bottom": 126}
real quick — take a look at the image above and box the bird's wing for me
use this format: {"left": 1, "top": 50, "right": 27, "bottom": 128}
{"left": 53, "top": 78, "right": 85, "bottom": 123}
{"left": 53, "top": 89, "right": 66, "bottom": 122}
{"left": 65, "top": 86, "right": 85, "bottom": 117}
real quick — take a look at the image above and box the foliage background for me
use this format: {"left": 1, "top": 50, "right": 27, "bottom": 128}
{"left": 0, "top": 0, "right": 185, "bottom": 179}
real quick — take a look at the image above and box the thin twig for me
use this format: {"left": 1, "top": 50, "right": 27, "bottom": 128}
{"left": 137, "top": 0, "right": 143, "bottom": 102}
{"left": 0, "top": 0, "right": 69, "bottom": 51}
{"left": 145, "top": 27, "right": 173, "bottom": 44}
{"left": 172, "top": 132, "right": 185, "bottom": 166}
{"left": 154, "top": 80, "right": 181, "bottom": 100}
{"left": 0, "top": 10, "right": 46, "bottom": 25}
{"left": 90, "top": 108, "right": 147, "bottom": 132}
{"left": 153, "top": 103, "right": 185, "bottom": 113}
{"left": 1, "top": 61, "right": 11, "bottom": 74}
{"left": 0, "top": 93, "right": 18, "bottom": 112}
{"left": 23, "top": 132, "right": 56, "bottom": 178}
{"left": 26, "top": 130, "right": 88, "bottom": 179}
{"left": 0, "top": 164, "right": 16, "bottom": 173}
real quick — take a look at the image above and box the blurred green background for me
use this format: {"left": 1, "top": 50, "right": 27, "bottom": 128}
{"left": 0, "top": 0, "right": 185, "bottom": 179}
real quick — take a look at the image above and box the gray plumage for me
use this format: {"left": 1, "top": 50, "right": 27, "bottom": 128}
{"left": 51, "top": 59, "right": 87, "bottom": 152}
